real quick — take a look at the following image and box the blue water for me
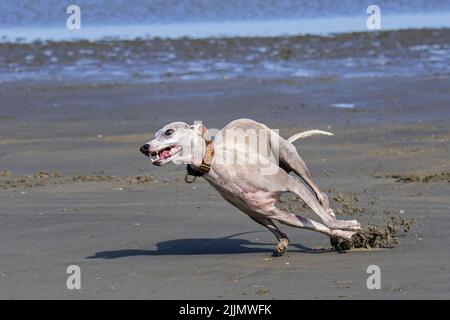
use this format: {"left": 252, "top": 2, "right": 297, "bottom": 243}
{"left": 0, "top": 1, "right": 449, "bottom": 84}
{"left": 2, "top": 13, "right": 450, "bottom": 42}
{"left": 1, "top": 0, "right": 450, "bottom": 41}
{"left": 1, "top": 0, "right": 450, "bottom": 26}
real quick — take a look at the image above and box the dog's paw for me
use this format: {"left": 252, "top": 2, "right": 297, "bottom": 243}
{"left": 333, "top": 219, "right": 362, "bottom": 231}
{"left": 330, "top": 235, "right": 353, "bottom": 253}
{"left": 347, "top": 220, "right": 362, "bottom": 230}
{"left": 275, "top": 238, "right": 289, "bottom": 256}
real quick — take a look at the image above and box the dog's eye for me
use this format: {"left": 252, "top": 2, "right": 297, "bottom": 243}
{"left": 165, "top": 129, "right": 174, "bottom": 136}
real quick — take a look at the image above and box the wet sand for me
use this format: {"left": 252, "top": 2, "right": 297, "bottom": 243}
{"left": 0, "top": 75, "right": 449, "bottom": 299}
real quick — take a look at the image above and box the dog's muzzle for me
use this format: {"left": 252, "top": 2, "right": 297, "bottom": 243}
{"left": 140, "top": 144, "right": 150, "bottom": 156}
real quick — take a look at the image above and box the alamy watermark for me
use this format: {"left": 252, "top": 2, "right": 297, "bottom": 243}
{"left": 66, "top": 265, "right": 81, "bottom": 290}
{"left": 367, "top": 5, "right": 381, "bottom": 30}
{"left": 66, "top": 5, "right": 81, "bottom": 30}
{"left": 366, "top": 265, "right": 381, "bottom": 290}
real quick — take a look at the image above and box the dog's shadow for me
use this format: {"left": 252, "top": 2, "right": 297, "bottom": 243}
{"left": 87, "top": 231, "right": 332, "bottom": 259}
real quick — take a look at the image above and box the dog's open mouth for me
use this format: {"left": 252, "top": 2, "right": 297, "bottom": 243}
{"left": 150, "top": 145, "right": 182, "bottom": 165}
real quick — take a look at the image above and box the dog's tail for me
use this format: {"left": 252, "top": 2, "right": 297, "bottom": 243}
{"left": 287, "top": 130, "right": 334, "bottom": 143}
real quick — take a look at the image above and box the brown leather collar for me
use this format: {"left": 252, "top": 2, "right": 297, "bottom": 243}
{"left": 185, "top": 126, "right": 214, "bottom": 183}
{"left": 197, "top": 139, "right": 214, "bottom": 174}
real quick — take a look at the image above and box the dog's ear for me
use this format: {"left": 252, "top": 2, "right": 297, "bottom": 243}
{"left": 193, "top": 124, "right": 214, "bottom": 142}
{"left": 189, "top": 123, "right": 207, "bottom": 136}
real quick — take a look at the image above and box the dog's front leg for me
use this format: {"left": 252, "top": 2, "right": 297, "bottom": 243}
{"left": 249, "top": 216, "right": 289, "bottom": 255}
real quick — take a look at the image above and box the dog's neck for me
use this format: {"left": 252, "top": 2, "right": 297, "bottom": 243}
{"left": 190, "top": 138, "right": 206, "bottom": 168}
{"left": 188, "top": 126, "right": 214, "bottom": 174}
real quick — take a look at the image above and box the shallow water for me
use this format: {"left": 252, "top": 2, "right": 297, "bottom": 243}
{"left": 1, "top": 29, "right": 449, "bottom": 84}
{"left": 0, "top": 1, "right": 449, "bottom": 84}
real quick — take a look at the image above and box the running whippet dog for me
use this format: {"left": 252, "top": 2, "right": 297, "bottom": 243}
{"left": 140, "top": 119, "right": 361, "bottom": 255}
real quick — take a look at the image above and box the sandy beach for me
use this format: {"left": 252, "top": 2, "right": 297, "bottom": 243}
{"left": 1, "top": 70, "right": 449, "bottom": 299}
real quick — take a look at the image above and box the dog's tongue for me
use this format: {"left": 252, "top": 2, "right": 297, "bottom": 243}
{"left": 160, "top": 149, "right": 171, "bottom": 159}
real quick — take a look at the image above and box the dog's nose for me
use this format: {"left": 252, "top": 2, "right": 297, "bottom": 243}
{"left": 140, "top": 144, "right": 150, "bottom": 154}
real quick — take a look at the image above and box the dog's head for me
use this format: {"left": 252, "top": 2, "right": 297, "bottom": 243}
{"left": 140, "top": 122, "right": 205, "bottom": 166}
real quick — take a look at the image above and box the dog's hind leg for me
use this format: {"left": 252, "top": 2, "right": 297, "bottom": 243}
{"left": 278, "top": 141, "right": 335, "bottom": 217}
{"left": 250, "top": 216, "right": 289, "bottom": 255}
{"left": 268, "top": 206, "right": 355, "bottom": 240}
{"left": 285, "top": 175, "right": 360, "bottom": 231}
